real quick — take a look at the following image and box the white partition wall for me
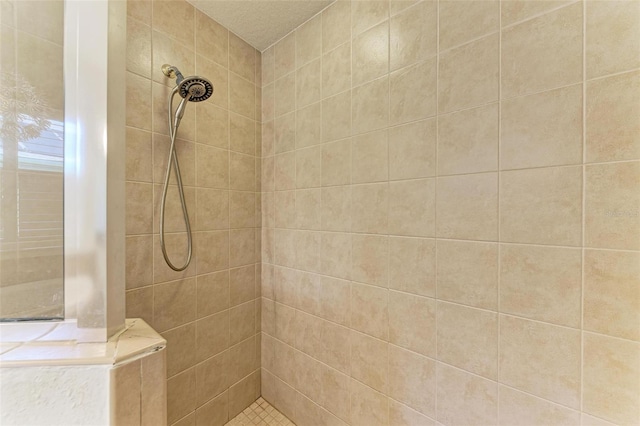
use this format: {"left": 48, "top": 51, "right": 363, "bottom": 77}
{"left": 64, "top": 0, "right": 126, "bottom": 342}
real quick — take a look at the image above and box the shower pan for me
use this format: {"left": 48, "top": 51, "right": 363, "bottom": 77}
{"left": 159, "top": 64, "right": 213, "bottom": 271}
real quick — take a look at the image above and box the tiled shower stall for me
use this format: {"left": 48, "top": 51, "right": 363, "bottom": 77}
{"left": 124, "top": 0, "right": 640, "bottom": 425}
{"left": 124, "top": 1, "right": 262, "bottom": 423}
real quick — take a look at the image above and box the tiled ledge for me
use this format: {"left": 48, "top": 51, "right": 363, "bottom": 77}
{"left": 0, "top": 318, "right": 166, "bottom": 368}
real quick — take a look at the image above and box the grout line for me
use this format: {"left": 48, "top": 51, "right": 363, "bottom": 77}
{"left": 580, "top": 0, "right": 587, "bottom": 416}
{"left": 263, "top": 224, "right": 640, "bottom": 251}
{"left": 495, "top": 382, "right": 582, "bottom": 417}
{"left": 584, "top": 66, "right": 640, "bottom": 83}
{"left": 438, "top": 29, "right": 500, "bottom": 58}
{"left": 348, "top": 2, "right": 354, "bottom": 422}
{"left": 497, "top": 0, "right": 503, "bottom": 421}
{"left": 226, "top": 28, "right": 232, "bottom": 368}
{"left": 501, "top": 80, "right": 585, "bottom": 103}
{"left": 434, "top": 0, "right": 440, "bottom": 422}
{"left": 385, "top": 4, "right": 391, "bottom": 424}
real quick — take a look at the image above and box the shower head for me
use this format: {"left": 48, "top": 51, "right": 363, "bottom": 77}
{"left": 177, "top": 76, "right": 214, "bottom": 102}
{"left": 162, "top": 64, "right": 213, "bottom": 103}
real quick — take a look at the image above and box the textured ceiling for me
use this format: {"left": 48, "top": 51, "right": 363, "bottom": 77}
{"left": 188, "top": 0, "right": 334, "bottom": 51}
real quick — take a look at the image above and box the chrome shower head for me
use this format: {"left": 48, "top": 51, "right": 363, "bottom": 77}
{"left": 162, "top": 64, "right": 213, "bottom": 103}
{"left": 177, "top": 76, "right": 214, "bottom": 102}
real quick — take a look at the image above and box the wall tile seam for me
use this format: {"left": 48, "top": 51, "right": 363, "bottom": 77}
{"left": 580, "top": 0, "right": 588, "bottom": 413}
{"left": 145, "top": 267, "right": 260, "bottom": 289}
{"left": 387, "top": 397, "right": 438, "bottom": 424}
{"left": 350, "top": 73, "right": 390, "bottom": 96}
{"left": 144, "top": 230, "right": 259, "bottom": 238}
{"left": 294, "top": 55, "right": 322, "bottom": 72}
{"left": 125, "top": 284, "right": 154, "bottom": 293}
{"left": 9, "top": 26, "right": 64, "bottom": 47}
{"left": 581, "top": 329, "right": 640, "bottom": 348}
{"left": 261, "top": 231, "right": 640, "bottom": 254}
{"left": 193, "top": 143, "right": 260, "bottom": 158}
{"left": 269, "top": 176, "right": 441, "bottom": 189}
{"left": 498, "top": 80, "right": 585, "bottom": 103}
{"left": 228, "top": 368, "right": 262, "bottom": 391}
{"left": 165, "top": 345, "right": 260, "bottom": 383}
{"left": 438, "top": 29, "right": 499, "bottom": 59}
{"left": 496, "top": 162, "right": 588, "bottom": 174}
{"left": 436, "top": 95, "right": 500, "bottom": 119}
{"left": 169, "top": 411, "right": 192, "bottom": 426}
{"left": 500, "top": 0, "right": 582, "bottom": 31}
{"left": 263, "top": 228, "right": 454, "bottom": 242}
{"left": 146, "top": 31, "right": 195, "bottom": 60}
{"left": 125, "top": 67, "right": 153, "bottom": 82}
{"left": 584, "top": 66, "right": 640, "bottom": 84}
{"left": 134, "top": 184, "right": 258, "bottom": 193}
{"left": 350, "top": 16, "right": 389, "bottom": 40}
{"left": 124, "top": 121, "right": 261, "bottom": 147}
{"left": 123, "top": 231, "right": 155, "bottom": 237}
{"left": 319, "top": 38, "right": 351, "bottom": 63}
{"left": 228, "top": 151, "right": 259, "bottom": 161}
{"left": 149, "top": 275, "right": 249, "bottom": 288}
{"left": 435, "top": 99, "right": 500, "bottom": 122}
{"left": 354, "top": 57, "right": 436, "bottom": 92}
{"left": 227, "top": 67, "right": 259, "bottom": 88}
{"left": 196, "top": 368, "right": 262, "bottom": 406}
{"left": 296, "top": 391, "right": 351, "bottom": 425}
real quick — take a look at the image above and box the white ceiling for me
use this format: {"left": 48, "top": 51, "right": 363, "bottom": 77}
{"left": 188, "top": 0, "right": 334, "bottom": 51}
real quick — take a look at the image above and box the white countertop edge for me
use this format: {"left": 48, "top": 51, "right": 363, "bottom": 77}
{"left": 0, "top": 318, "right": 166, "bottom": 368}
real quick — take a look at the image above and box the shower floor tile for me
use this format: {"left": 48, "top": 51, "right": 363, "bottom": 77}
{"left": 226, "top": 397, "right": 295, "bottom": 426}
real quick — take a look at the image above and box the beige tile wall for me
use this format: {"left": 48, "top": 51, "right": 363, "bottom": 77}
{"left": 260, "top": 1, "right": 640, "bottom": 425}
{"left": 124, "top": 1, "right": 262, "bottom": 424}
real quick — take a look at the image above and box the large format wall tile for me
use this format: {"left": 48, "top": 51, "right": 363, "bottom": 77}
{"left": 585, "top": 161, "right": 640, "bottom": 250}
{"left": 502, "top": 3, "right": 582, "bottom": 98}
{"left": 501, "top": 84, "right": 583, "bottom": 170}
{"left": 499, "top": 315, "right": 581, "bottom": 409}
{"left": 438, "top": 34, "right": 499, "bottom": 114}
{"left": 500, "top": 244, "right": 582, "bottom": 328}
{"left": 500, "top": 166, "right": 582, "bottom": 246}
{"left": 390, "top": 1, "right": 436, "bottom": 71}
{"left": 586, "top": 71, "right": 640, "bottom": 162}
{"left": 584, "top": 249, "right": 640, "bottom": 341}
{"left": 439, "top": 0, "right": 499, "bottom": 51}
{"left": 586, "top": 0, "right": 640, "bottom": 79}
{"left": 583, "top": 333, "right": 640, "bottom": 425}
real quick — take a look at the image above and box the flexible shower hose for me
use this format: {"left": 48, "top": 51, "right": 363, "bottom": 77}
{"left": 159, "top": 88, "right": 193, "bottom": 271}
